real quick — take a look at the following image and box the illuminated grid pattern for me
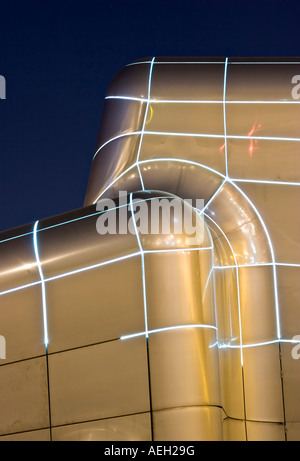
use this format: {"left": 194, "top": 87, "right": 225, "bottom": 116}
{"left": 89, "top": 58, "right": 300, "bottom": 439}
{"left": 0, "top": 57, "right": 299, "bottom": 441}
{"left": 92, "top": 57, "right": 300, "bottom": 311}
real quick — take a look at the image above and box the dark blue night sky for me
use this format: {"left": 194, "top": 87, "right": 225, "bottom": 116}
{"left": 0, "top": 0, "right": 299, "bottom": 231}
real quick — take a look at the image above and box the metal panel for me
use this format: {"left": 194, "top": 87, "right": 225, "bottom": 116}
{"left": 0, "top": 357, "right": 49, "bottom": 436}
{"left": 281, "top": 343, "right": 300, "bottom": 422}
{"left": 145, "top": 250, "right": 215, "bottom": 330}
{"left": 238, "top": 266, "right": 277, "bottom": 344}
{"left": 0, "top": 285, "right": 45, "bottom": 364}
{"left": 246, "top": 421, "right": 285, "bottom": 442}
{"left": 148, "top": 328, "right": 221, "bottom": 410}
{"left": 0, "top": 228, "right": 39, "bottom": 292}
{"left": 95, "top": 99, "right": 146, "bottom": 149}
{"left": 51, "top": 413, "right": 151, "bottom": 441}
{"left": 86, "top": 134, "right": 141, "bottom": 204}
{"left": 0, "top": 429, "right": 51, "bottom": 441}
{"left": 46, "top": 256, "right": 145, "bottom": 353}
{"left": 48, "top": 337, "right": 150, "bottom": 427}
{"left": 227, "top": 138, "right": 300, "bottom": 182}
{"left": 226, "top": 62, "right": 300, "bottom": 101}
{"left": 153, "top": 406, "right": 223, "bottom": 441}
{"left": 139, "top": 133, "right": 227, "bottom": 176}
{"left": 151, "top": 62, "right": 225, "bottom": 101}
{"left": 243, "top": 344, "right": 284, "bottom": 422}
{"left": 237, "top": 183, "right": 300, "bottom": 264}
{"left": 277, "top": 266, "right": 300, "bottom": 338}
{"left": 286, "top": 423, "right": 300, "bottom": 441}
{"left": 222, "top": 419, "right": 246, "bottom": 441}
{"left": 218, "top": 348, "right": 245, "bottom": 420}
{"left": 38, "top": 206, "right": 139, "bottom": 279}
{"left": 146, "top": 102, "right": 224, "bottom": 136}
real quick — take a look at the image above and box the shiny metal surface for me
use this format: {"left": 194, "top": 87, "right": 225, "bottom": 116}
{"left": 0, "top": 357, "right": 50, "bottom": 435}
{"left": 48, "top": 337, "right": 150, "bottom": 427}
{"left": 0, "top": 57, "right": 299, "bottom": 441}
{"left": 51, "top": 413, "right": 152, "bottom": 441}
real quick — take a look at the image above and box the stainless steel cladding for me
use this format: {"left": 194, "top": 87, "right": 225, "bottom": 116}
{"left": 0, "top": 57, "right": 299, "bottom": 441}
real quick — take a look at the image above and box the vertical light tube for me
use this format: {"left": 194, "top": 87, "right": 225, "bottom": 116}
{"left": 33, "top": 221, "right": 49, "bottom": 347}
{"left": 129, "top": 193, "right": 149, "bottom": 337}
{"left": 136, "top": 57, "right": 155, "bottom": 190}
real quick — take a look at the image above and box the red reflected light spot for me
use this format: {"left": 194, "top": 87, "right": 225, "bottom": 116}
{"left": 247, "top": 123, "right": 262, "bottom": 157}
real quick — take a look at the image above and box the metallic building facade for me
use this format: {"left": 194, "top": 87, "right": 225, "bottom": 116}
{"left": 0, "top": 57, "right": 299, "bottom": 441}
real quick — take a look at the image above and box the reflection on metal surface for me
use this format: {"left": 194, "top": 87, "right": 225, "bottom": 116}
{"left": 0, "top": 57, "right": 300, "bottom": 441}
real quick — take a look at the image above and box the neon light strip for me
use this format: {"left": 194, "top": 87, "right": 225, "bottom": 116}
{"left": 120, "top": 323, "right": 218, "bottom": 341}
{"left": 227, "top": 181, "right": 282, "bottom": 340}
{"left": 127, "top": 61, "right": 300, "bottom": 65}
{"left": 93, "top": 155, "right": 226, "bottom": 204}
{"left": 204, "top": 213, "right": 245, "bottom": 366}
{"left": 126, "top": 61, "right": 226, "bottom": 66}
{"left": 129, "top": 193, "right": 149, "bottom": 338}
{"left": 231, "top": 178, "right": 300, "bottom": 186}
{"left": 211, "top": 249, "right": 220, "bottom": 340}
{"left": 106, "top": 96, "right": 148, "bottom": 102}
{"left": 224, "top": 100, "right": 300, "bottom": 104}
{"left": 1, "top": 257, "right": 297, "bottom": 298}
{"left": 45, "top": 252, "right": 141, "bottom": 283}
{"left": 0, "top": 230, "right": 36, "bottom": 245}
{"left": 201, "top": 222, "right": 220, "bottom": 336}
{"left": 202, "top": 266, "right": 214, "bottom": 302}
{"left": 93, "top": 163, "right": 137, "bottom": 202}
{"left": 93, "top": 131, "right": 142, "bottom": 159}
{"left": 127, "top": 60, "right": 300, "bottom": 66}
{"left": 136, "top": 57, "right": 155, "bottom": 189}
{"left": 106, "top": 95, "right": 300, "bottom": 104}
{"left": 0, "top": 196, "right": 168, "bottom": 245}
{"left": 152, "top": 61, "right": 225, "bottom": 64}
{"left": 138, "top": 157, "right": 226, "bottom": 180}
{"left": 214, "top": 262, "right": 300, "bottom": 269}
{"left": 0, "top": 280, "right": 41, "bottom": 297}
{"left": 0, "top": 253, "right": 141, "bottom": 297}
{"left": 276, "top": 262, "right": 300, "bottom": 267}
{"left": 93, "top": 130, "right": 300, "bottom": 161}
{"left": 218, "top": 339, "right": 300, "bottom": 349}
{"left": 205, "top": 219, "right": 236, "bottom": 339}
{"left": 33, "top": 221, "right": 49, "bottom": 346}
{"left": 143, "top": 246, "right": 213, "bottom": 254}
{"left": 197, "top": 180, "right": 227, "bottom": 218}
{"left": 126, "top": 61, "right": 152, "bottom": 66}
{"left": 231, "top": 61, "right": 300, "bottom": 64}
{"left": 0, "top": 244, "right": 217, "bottom": 298}
{"left": 214, "top": 263, "right": 273, "bottom": 269}
{"left": 142, "top": 130, "right": 300, "bottom": 142}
